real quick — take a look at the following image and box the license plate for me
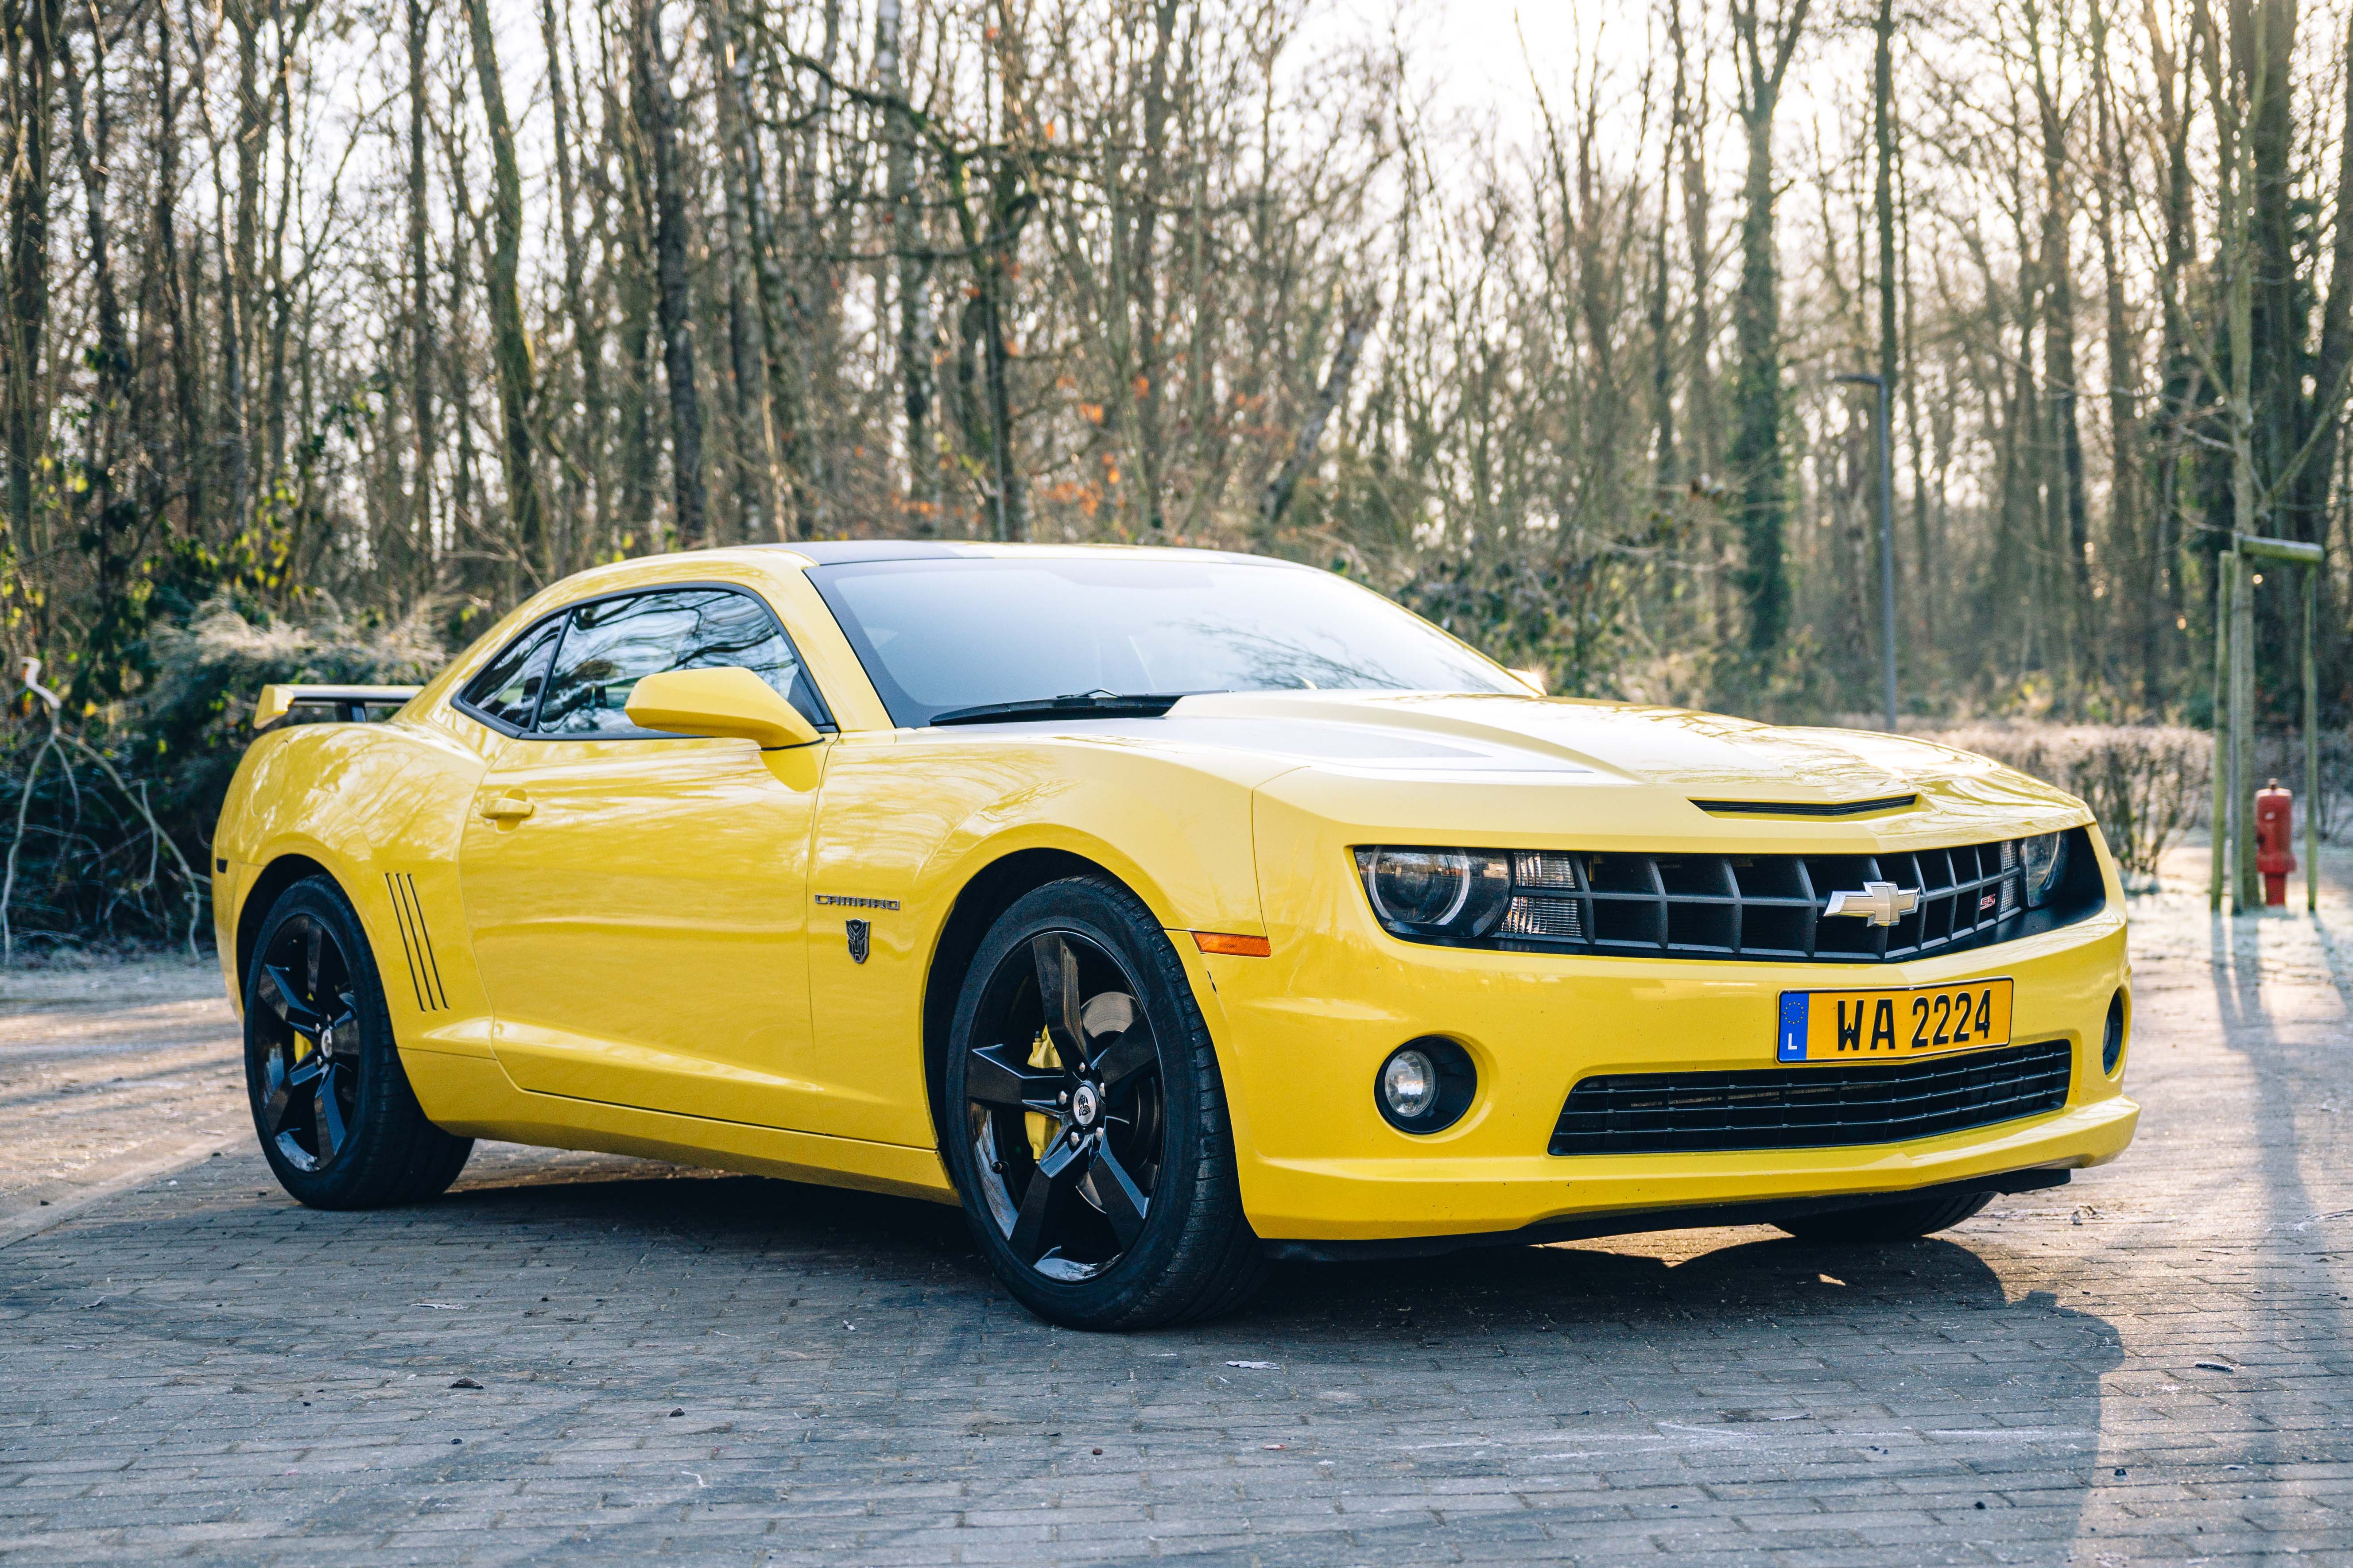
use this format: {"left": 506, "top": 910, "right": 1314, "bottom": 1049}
{"left": 1776, "top": 979, "right": 2014, "bottom": 1062}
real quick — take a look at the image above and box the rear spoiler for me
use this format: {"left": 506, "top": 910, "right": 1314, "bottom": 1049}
{"left": 253, "top": 685, "right": 423, "bottom": 729}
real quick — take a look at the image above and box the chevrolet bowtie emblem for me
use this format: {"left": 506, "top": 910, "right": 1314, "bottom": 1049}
{"left": 1823, "top": 881, "right": 1921, "bottom": 926}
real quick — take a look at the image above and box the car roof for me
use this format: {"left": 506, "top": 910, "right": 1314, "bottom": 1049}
{"left": 748, "top": 540, "right": 1306, "bottom": 569}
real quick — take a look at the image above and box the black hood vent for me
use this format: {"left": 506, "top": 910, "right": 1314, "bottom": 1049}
{"left": 1690, "top": 794, "right": 1918, "bottom": 818}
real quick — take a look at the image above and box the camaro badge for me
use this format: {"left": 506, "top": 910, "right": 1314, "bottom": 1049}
{"left": 845, "top": 919, "right": 871, "bottom": 964}
{"left": 1822, "top": 880, "right": 1922, "bottom": 926}
{"left": 815, "top": 893, "right": 901, "bottom": 911}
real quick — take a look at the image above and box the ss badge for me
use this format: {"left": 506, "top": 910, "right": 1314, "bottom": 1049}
{"left": 845, "top": 918, "right": 871, "bottom": 964}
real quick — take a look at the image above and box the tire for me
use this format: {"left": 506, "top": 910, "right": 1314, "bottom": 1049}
{"left": 1775, "top": 1189, "right": 1993, "bottom": 1244}
{"left": 244, "top": 874, "right": 473, "bottom": 1209}
{"left": 941, "top": 875, "right": 1266, "bottom": 1330}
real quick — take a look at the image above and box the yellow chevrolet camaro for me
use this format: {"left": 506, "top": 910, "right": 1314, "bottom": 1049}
{"left": 214, "top": 542, "right": 2136, "bottom": 1328}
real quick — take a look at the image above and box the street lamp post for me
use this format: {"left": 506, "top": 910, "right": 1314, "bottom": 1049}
{"left": 1836, "top": 372, "right": 1899, "bottom": 733}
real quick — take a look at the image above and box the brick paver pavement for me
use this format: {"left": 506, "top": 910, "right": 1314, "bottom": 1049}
{"left": 0, "top": 956, "right": 245, "bottom": 1248}
{"left": 0, "top": 849, "right": 2349, "bottom": 1565}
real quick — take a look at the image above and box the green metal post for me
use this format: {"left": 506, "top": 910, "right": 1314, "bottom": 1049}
{"left": 2233, "top": 555, "right": 2257, "bottom": 910}
{"left": 2211, "top": 554, "right": 2232, "bottom": 912}
{"left": 2307, "top": 566, "right": 2321, "bottom": 914}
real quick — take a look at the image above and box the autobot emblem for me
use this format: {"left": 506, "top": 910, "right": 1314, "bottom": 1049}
{"left": 845, "top": 919, "right": 871, "bottom": 964}
{"left": 1823, "top": 881, "right": 1922, "bottom": 927}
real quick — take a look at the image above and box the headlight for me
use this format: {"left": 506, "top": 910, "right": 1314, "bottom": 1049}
{"left": 1355, "top": 848, "right": 1511, "bottom": 939}
{"left": 2019, "top": 832, "right": 2066, "bottom": 908}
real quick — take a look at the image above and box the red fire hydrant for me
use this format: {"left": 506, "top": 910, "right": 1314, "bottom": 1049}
{"left": 2256, "top": 780, "right": 2297, "bottom": 907}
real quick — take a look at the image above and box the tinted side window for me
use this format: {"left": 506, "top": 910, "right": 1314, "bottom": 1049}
{"left": 457, "top": 618, "right": 563, "bottom": 729}
{"left": 535, "top": 588, "right": 830, "bottom": 738}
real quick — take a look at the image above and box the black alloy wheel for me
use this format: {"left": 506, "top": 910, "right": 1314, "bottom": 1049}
{"left": 943, "top": 876, "right": 1265, "bottom": 1329}
{"left": 965, "top": 929, "right": 1165, "bottom": 1279}
{"left": 251, "top": 910, "right": 362, "bottom": 1173}
{"left": 244, "top": 875, "right": 473, "bottom": 1208}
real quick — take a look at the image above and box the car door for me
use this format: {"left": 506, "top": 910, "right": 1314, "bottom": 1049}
{"left": 456, "top": 585, "right": 835, "bottom": 1131}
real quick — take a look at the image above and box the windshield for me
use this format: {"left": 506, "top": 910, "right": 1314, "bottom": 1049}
{"left": 807, "top": 554, "right": 1517, "bottom": 728}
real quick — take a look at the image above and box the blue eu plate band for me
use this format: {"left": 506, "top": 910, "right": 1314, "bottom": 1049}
{"left": 1778, "top": 992, "right": 1809, "bottom": 1061}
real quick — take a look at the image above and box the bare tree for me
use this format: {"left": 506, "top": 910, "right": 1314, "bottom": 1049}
{"left": 1726, "top": 0, "right": 1811, "bottom": 670}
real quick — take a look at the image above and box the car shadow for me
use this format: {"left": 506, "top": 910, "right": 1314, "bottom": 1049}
{"left": 7, "top": 1150, "right": 2125, "bottom": 1567}
{"left": 434, "top": 1162, "right": 2121, "bottom": 1564}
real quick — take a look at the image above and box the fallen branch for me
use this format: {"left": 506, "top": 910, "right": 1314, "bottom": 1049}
{"left": 2, "top": 727, "right": 60, "bottom": 966}
{"left": 8, "top": 660, "right": 207, "bottom": 962}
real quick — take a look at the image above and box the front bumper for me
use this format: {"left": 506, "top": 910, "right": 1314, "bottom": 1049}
{"left": 1262, "top": 1164, "right": 2085, "bottom": 1262}
{"left": 1198, "top": 824, "right": 2137, "bottom": 1244}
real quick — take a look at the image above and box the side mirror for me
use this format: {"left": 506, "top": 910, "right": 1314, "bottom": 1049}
{"left": 624, "top": 666, "right": 822, "bottom": 749}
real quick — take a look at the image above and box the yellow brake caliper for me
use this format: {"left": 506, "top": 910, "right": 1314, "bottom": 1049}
{"left": 1024, "top": 1026, "right": 1060, "bottom": 1162}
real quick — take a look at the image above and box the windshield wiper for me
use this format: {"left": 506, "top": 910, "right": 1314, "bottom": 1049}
{"left": 928, "top": 691, "right": 1193, "bottom": 727}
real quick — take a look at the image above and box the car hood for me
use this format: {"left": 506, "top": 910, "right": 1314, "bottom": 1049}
{"left": 1010, "top": 691, "right": 2089, "bottom": 846}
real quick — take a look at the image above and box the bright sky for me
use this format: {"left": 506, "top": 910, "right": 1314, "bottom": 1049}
{"left": 1313, "top": 0, "right": 1861, "bottom": 204}
{"left": 1330, "top": 0, "right": 1656, "bottom": 142}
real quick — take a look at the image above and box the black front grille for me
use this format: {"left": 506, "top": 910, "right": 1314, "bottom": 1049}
{"left": 1548, "top": 1038, "right": 2074, "bottom": 1156}
{"left": 1474, "top": 827, "right": 2100, "bottom": 964}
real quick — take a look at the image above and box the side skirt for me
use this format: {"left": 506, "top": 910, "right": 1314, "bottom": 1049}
{"left": 402, "top": 1048, "right": 959, "bottom": 1206}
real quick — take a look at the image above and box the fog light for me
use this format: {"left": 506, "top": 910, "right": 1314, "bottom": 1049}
{"left": 1381, "top": 1049, "right": 1438, "bottom": 1120}
{"left": 2102, "top": 990, "right": 2126, "bottom": 1076}
{"left": 1375, "top": 1037, "right": 1476, "bottom": 1134}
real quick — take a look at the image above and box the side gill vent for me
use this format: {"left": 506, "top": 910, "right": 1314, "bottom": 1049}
{"left": 384, "top": 872, "right": 450, "bottom": 1012}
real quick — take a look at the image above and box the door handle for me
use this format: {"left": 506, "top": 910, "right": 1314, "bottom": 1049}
{"left": 480, "top": 792, "right": 535, "bottom": 822}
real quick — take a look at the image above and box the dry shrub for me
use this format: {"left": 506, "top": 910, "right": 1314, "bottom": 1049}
{"left": 135, "top": 598, "right": 446, "bottom": 745}
{"left": 1917, "top": 724, "right": 2212, "bottom": 879}
{"left": 3, "top": 599, "right": 451, "bottom": 954}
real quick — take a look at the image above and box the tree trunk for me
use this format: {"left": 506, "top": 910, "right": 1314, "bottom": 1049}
{"left": 2145, "top": 0, "right": 2198, "bottom": 708}
{"left": 463, "top": 0, "right": 543, "bottom": 577}
{"left": 1127, "top": 0, "right": 1180, "bottom": 534}
{"left": 407, "top": 0, "right": 436, "bottom": 588}
{"left": 1726, "top": 0, "right": 1810, "bottom": 670}
{"left": 2288, "top": 4, "right": 2353, "bottom": 701}
{"left": 540, "top": 0, "right": 605, "bottom": 568}
{"left": 57, "top": 0, "right": 143, "bottom": 704}
{"left": 1667, "top": 0, "right": 1715, "bottom": 486}
{"left": 1260, "top": 300, "right": 1374, "bottom": 534}
{"left": 1872, "top": 0, "right": 1899, "bottom": 666}
{"left": 706, "top": 0, "right": 782, "bottom": 538}
{"left": 222, "top": 0, "right": 267, "bottom": 536}
{"left": 606, "top": 70, "right": 658, "bottom": 547}
{"left": 153, "top": 0, "right": 203, "bottom": 535}
{"left": 4, "top": 0, "right": 63, "bottom": 559}
{"left": 875, "top": 0, "right": 930, "bottom": 518}
{"left": 1649, "top": 165, "right": 1674, "bottom": 486}
{"left": 630, "top": 0, "right": 706, "bottom": 546}
{"left": 2089, "top": 0, "right": 2141, "bottom": 708}
{"left": 2027, "top": 12, "right": 2090, "bottom": 694}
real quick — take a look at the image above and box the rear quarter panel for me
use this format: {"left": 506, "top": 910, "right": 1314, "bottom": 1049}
{"left": 214, "top": 711, "right": 497, "bottom": 1057}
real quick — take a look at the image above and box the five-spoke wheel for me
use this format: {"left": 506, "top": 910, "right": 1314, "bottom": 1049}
{"left": 963, "top": 929, "right": 1166, "bottom": 1280}
{"left": 943, "top": 875, "right": 1264, "bottom": 1329}
{"left": 251, "top": 910, "right": 363, "bottom": 1172}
